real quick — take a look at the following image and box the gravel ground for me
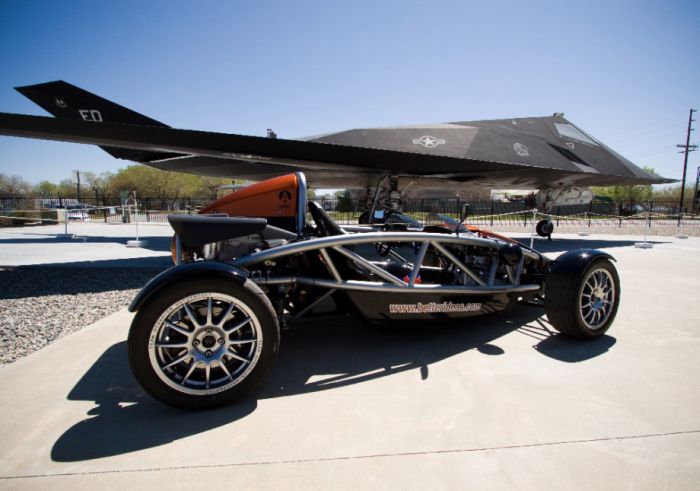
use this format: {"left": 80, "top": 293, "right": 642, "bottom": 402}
{"left": 0, "top": 267, "right": 162, "bottom": 366}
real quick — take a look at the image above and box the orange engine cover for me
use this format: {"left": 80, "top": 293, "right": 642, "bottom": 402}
{"left": 199, "top": 173, "right": 300, "bottom": 233}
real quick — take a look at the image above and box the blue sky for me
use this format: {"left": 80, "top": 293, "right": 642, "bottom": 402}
{"left": 0, "top": 0, "right": 698, "bottom": 186}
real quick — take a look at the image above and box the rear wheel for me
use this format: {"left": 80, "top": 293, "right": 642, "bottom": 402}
{"left": 545, "top": 257, "right": 620, "bottom": 339}
{"left": 128, "top": 277, "right": 279, "bottom": 409}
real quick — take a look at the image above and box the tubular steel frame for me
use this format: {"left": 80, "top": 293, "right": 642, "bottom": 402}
{"left": 226, "top": 231, "right": 543, "bottom": 296}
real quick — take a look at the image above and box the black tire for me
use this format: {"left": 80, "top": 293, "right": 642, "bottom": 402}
{"left": 128, "top": 277, "right": 279, "bottom": 409}
{"left": 536, "top": 219, "right": 554, "bottom": 237}
{"left": 545, "top": 257, "right": 620, "bottom": 339}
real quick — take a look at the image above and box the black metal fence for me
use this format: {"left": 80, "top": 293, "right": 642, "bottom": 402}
{"left": 1, "top": 195, "right": 697, "bottom": 229}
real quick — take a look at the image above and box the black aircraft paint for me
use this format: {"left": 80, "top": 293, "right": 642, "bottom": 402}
{"left": 0, "top": 81, "right": 673, "bottom": 190}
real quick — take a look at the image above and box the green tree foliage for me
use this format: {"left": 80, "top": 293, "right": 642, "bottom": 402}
{"left": 110, "top": 165, "right": 200, "bottom": 199}
{"left": 81, "top": 171, "right": 114, "bottom": 204}
{"left": 592, "top": 166, "right": 657, "bottom": 203}
{"left": 0, "top": 173, "right": 33, "bottom": 195}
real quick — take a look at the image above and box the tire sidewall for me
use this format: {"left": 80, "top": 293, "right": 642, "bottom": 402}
{"left": 128, "top": 277, "right": 279, "bottom": 409}
{"left": 545, "top": 256, "right": 620, "bottom": 339}
{"left": 572, "top": 258, "right": 620, "bottom": 337}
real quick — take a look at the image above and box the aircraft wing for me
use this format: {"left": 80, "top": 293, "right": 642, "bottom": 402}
{"left": 0, "top": 80, "right": 674, "bottom": 189}
{"left": 0, "top": 112, "right": 673, "bottom": 189}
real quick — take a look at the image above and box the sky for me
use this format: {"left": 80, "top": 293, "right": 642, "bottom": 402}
{"left": 0, "top": 0, "right": 698, "bottom": 188}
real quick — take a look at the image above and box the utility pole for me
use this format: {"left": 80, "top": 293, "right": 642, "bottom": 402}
{"left": 677, "top": 108, "right": 697, "bottom": 214}
{"left": 692, "top": 166, "right": 700, "bottom": 216}
{"left": 75, "top": 170, "right": 82, "bottom": 203}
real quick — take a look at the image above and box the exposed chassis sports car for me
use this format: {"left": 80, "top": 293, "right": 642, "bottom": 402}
{"left": 127, "top": 173, "right": 620, "bottom": 409}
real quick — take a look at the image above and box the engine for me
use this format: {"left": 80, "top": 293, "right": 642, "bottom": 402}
{"left": 200, "top": 235, "right": 268, "bottom": 263}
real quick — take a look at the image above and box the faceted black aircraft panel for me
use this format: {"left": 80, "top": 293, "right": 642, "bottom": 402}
{"left": 0, "top": 80, "right": 673, "bottom": 189}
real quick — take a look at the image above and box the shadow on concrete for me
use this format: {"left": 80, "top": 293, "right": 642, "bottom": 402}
{"left": 0, "top": 267, "right": 163, "bottom": 299}
{"left": 51, "top": 306, "right": 614, "bottom": 462}
{"left": 515, "top": 315, "right": 617, "bottom": 362}
{"left": 0, "top": 234, "right": 172, "bottom": 252}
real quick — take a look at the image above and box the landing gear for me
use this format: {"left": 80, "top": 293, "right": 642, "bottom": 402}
{"left": 536, "top": 219, "right": 554, "bottom": 241}
{"left": 361, "top": 175, "right": 417, "bottom": 224}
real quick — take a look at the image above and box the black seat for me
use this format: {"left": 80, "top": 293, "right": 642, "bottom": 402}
{"left": 308, "top": 201, "right": 346, "bottom": 236}
{"left": 168, "top": 215, "right": 268, "bottom": 248}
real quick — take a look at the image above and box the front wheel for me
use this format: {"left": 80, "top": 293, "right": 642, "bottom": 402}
{"left": 128, "top": 277, "right": 279, "bottom": 409}
{"left": 545, "top": 257, "right": 620, "bottom": 339}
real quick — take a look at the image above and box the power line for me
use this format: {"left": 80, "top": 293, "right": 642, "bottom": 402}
{"left": 677, "top": 109, "right": 697, "bottom": 213}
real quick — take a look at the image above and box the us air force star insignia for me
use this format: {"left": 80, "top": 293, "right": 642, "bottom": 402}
{"left": 513, "top": 142, "right": 529, "bottom": 157}
{"left": 54, "top": 97, "right": 67, "bottom": 108}
{"left": 412, "top": 135, "right": 446, "bottom": 148}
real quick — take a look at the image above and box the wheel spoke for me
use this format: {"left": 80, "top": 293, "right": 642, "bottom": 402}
{"left": 163, "top": 353, "right": 190, "bottom": 370}
{"left": 225, "top": 317, "right": 251, "bottom": 333}
{"left": 230, "top": 338, "right": 257, "bottom": 345}
{"left": 183, "top": 303, "right": 202, "bottom": 328}
{"left": 182, "top": 361, "right": 199, "bottom": 384}
{"left": 156, "top": 341, "right": 189, "bottom": 349}
{"left": 205, "top": 363, "right": 211, "bottom": 389}
{"left": 165, "top": 321, "right": 192, "bottom": 338}
{"left": 219, "top": 361, "right": 233, "bottom": 381}
{"left": 206, "top": 297, "right": 213, "bottom": 325}
{"left": 217, "top": 302, "right": 236, "bottom": 328}
{"left": 227, "top": 349, "right": 251, "bottom": 364}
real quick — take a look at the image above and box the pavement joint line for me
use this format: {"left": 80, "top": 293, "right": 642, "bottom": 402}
{"left": 2, "top": 429, "right": 699, "bottom": 480}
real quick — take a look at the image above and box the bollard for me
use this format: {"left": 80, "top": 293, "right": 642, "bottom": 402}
{"left": 126, "top": 203, "right": 148, "bottom": 248}
{"left": 529, "top": 209, "right": 538, "bottom": 249}
{"left": 55, "top": 208, "right": 73, "bottom": 239}
{"left": 674, "top": 213, "right": 688, "bottom": 239}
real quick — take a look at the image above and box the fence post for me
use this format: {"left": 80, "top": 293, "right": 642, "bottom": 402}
{"left": 489, "top": 200, "right": 494, "bottom": 226}
{"left": 588, "top": 201, "right": 593, "bottom": 228}
{"left": 648, "top": 201, "right": 653, "bottom": 228}
{"left": 618, "top": 202, "right": 623, "bottom": 227}
{"left": 557, "top": 206, "right": 560, "bottom": 226}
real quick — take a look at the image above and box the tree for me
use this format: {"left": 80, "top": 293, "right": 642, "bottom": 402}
{"left": 111, "top": 165, "right": 197, "bottom": 199}
{"left": 0, "top": 174, "right": 32, "bottom": 195}
{"left": 33, "top": 180, "right": 59, "bottom": 196}
{"left": 57, "top": 179, "right": 77, "bottom": 196}
{"left": 199, "top": 176, "right": 239, "bottom": 200}
{"left": 592, "top": 166, "right": 656, "bottom": 203}
{"left": 82, "top": 171, "right": 114, "bottom": 205}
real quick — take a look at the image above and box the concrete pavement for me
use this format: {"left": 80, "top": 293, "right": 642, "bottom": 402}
{"left": 0, "top": 222, "right": 172, "bottom": 268}
{"left": 0, "top": 233, "right": 699, "bottom": 489}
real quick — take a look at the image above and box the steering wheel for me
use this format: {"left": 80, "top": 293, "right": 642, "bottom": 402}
{"left": 308, "top": 201, "right": 346, "bottom": 237}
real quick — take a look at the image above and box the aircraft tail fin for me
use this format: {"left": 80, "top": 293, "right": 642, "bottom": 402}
{"left": 15, "top": 80, "right": 175, "bottom": 162}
